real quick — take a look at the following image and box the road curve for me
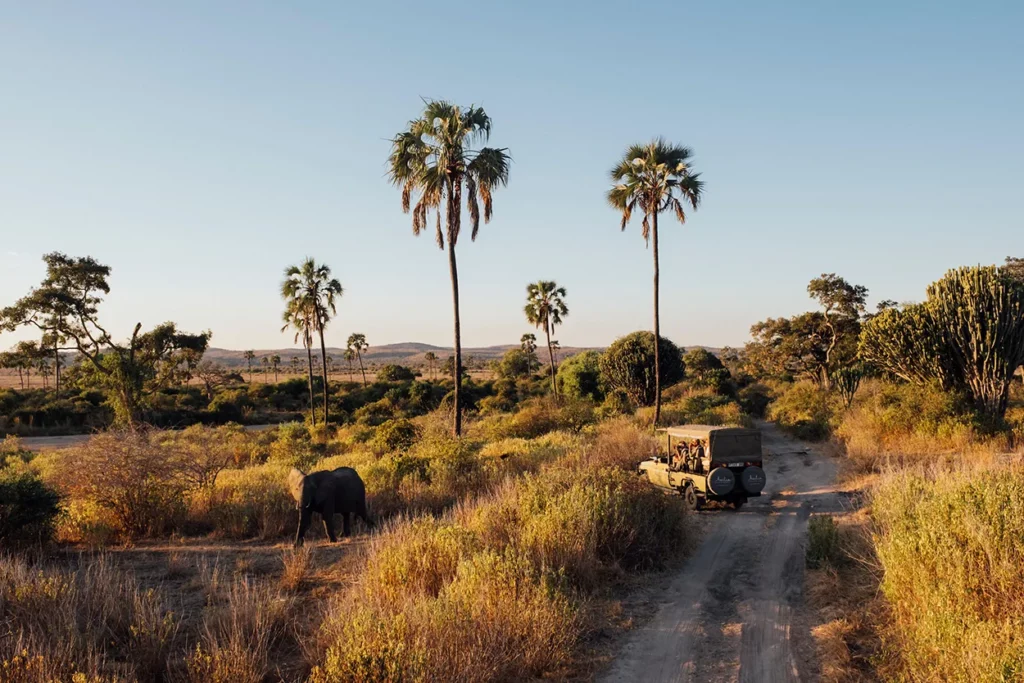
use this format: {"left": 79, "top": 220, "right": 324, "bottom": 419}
{"left": 15, "top": 423, "right": 279, "bottom": 452}
{"left": 599, "top": 423, "right": 839, "bottom": 683}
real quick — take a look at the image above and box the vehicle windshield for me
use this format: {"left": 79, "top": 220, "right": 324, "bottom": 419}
{"left": 711, "top": 434, "right": 760, "bottom": 460}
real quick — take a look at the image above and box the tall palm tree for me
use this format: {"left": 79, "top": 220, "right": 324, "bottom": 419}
{"left": 282, "top": 259, "right": 343, "bottom": 425}
{"left": 520, "top": 333, "right": 537, "bottom": 376}
{"left": 260, "top": 356, "right": 269, "bottom": 383}
{"left": 271, "top": 354, "right": 281, "bottom": 383}
{"left": 343, "top": 348, "right": 356, "bottom": 382}
{"left": 388, "top": 100, "right": 511, "bottom": 437}
{"left": 347, "top": 333, "right": 368, "bottom": 386}
{"left": 608, "top": 140, "right": 703, "bottom": 426}
{"left": 282, "top": 302, "right": 317, "bottom": 425}
{"left": 524, "top": 281, "right": 569, "bottom": 394}
{"left": 424, "top": 351, "right": 437, "bottom": 380}
{"left": 244, "top": 350, "right": 256, "bottom": 383}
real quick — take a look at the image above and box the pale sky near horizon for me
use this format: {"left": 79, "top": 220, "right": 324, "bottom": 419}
{"left": 2, "top": 1, "right": 1021, "bottom": 352}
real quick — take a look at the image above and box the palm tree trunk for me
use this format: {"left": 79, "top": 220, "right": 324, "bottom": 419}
{"left": 447, "top": 182, "right": 463, "bottom": 438}
{"left": 652, "top": 210, "right": 662, "bottom": 427}
{"left": 54, "top": 338, "right": 60, "bottom": 394}
{"left": 357, "top": 351, "right": 366, "bottom": 386}
{"left": 317, "top": 321, "right": 330, "bottom": 425}
{"left": 305, "top": 338, "right": 317, "bottom": 426}
{"left": 545, "top": 321, "right": 557, "bottom": 395}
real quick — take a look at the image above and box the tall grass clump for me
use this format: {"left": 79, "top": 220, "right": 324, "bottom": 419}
{"left": 0, "top": 554, "right": 174, "bottom": 681}
{"left": 309, "top": 430, "right": 690, "bottom": 681}
{"left": 872, "top": 465, "right": 1024, "bottom": 681}
{"left": 837, "top": 380, "right": 1007, "bottom": 471}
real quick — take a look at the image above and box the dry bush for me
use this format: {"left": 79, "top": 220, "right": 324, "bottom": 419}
{"left": 0, "top": 554, "right": 175, "bottom": 681}
{"left": 805, "top": 508, "right": 887, "bottom": 683}
{"left": 579, "top": 417, "right": 656, "bottom": 470}
{"left": 870, "top": 464, "right": 1024, "bottom": 682}
{"left": 206, "top": 463, "right": 295, "bottom": 539}
{"left": 279, "top": 545, "right": 313, "bottom": 592}
{"left": 185, "top": 577, "right": 293, "bottom": 683}
{"left": 836, "top": 380, "right": 1011, "bottom": 472}
{"left": 54, "top": 430, "right": 188, "bottom": 540}
{"left": 309, "top": 439, "right": 690, "bottom": 681}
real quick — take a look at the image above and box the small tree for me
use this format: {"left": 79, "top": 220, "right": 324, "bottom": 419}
{"left": 807, "top": 273, "right": 867, "bottom": 387}
{"left": 244, "top": 350, "right": 256, "bottom": 383}
{"left": 520, "top": 333, "right": 537, "bottom": 375}
{"left": 270, "top": 354, "right": 281, "bottom": 383}
{"left": 557, "top": 350, "right": 604, "bottom": 401}
{"left": 600, "top": 331, "right": 685, "bottom": 407}
{"left": 524, "top": 281, "right": 569, "bottom": 394}
{"left": 347, "top": 333, "right": 369, "bottom": 386}
{"left": 424, "top": 351, "right": 437, "bottom": 380}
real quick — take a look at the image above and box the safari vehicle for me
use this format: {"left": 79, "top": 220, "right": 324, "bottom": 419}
{"left": 638, "top": 425, "right": 766, "bottom": 509}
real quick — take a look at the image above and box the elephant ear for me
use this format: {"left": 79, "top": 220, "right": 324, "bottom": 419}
{"left": 288, "top": 468, "right": 306, "bottom": 503}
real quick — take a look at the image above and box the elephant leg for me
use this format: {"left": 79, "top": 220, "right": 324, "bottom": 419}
{"left": 321, "top": 502, "right": 338, "bottom": 543}
{"left": 358, "top": 503, "right": 373, "bottom": 530}
{"left": 342, "top": 512, "right": 352, "bottom": 537}
{"left": 295, "top": 508, "right": 312, "bottom": 547}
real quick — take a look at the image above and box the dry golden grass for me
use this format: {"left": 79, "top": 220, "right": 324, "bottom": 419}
{"left": 279, "top": 545, "right": 313, "bottom": 592}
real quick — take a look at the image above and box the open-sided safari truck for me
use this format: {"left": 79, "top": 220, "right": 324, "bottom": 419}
{"left": 638, "top": 425, "right": 766, "bottom": 509}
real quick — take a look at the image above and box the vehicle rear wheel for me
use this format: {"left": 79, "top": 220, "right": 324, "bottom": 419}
{"left": 682, "top": 483, "right": 699, "bottom": 511}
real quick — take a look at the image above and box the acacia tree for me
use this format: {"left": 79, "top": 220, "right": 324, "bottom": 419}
{"left": 282, "top": 259, "right": 343, "bottom": 425}
{"left": 807, "top": 273, "right": 867, "bottom": 387}
{"left": 520, "top": 333, "right": 537, "bottom": 376}
{"left": 608, "top": 140, "right": 703, "bottom": 426}
{"left": 524, "top": 281, "right": 568, "bottom": 394}
{"left": 388, "top": 100, "right": 511, "bottom": 437}
{"left": 282, "top": 302, "right": 317, "bottom": 425}
{"left": 347, "top": 333, "right": 368, "bottom": 386}
{"left": 1, "top": 253, "right": 209, "bottom": 424}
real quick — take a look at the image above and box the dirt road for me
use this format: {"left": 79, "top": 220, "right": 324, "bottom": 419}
{"left": 599, "top": 423, "right": 839, "bottom": 683}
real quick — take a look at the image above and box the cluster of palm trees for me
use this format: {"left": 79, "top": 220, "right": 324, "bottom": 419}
{"left": 388, "top": 100, "right": 703, "bottom": 434}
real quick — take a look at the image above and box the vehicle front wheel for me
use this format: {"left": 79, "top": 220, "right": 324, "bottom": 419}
{"left": 682, "top": 484, "right": 700, "bottom": 511}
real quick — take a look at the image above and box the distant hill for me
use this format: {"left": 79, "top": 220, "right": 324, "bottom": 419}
{"left": 203, "top": 341, "right": 721, "bottom": 369}
{"left": 203, "top": 343, "right": 603, "bottom": 369}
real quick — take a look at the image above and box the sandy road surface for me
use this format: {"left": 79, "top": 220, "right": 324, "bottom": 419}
{"left": 600, "top": 423, "right": 840, "bottom": 683}
{"left": 16, "top": 423, "right": 279, "bottom": 451}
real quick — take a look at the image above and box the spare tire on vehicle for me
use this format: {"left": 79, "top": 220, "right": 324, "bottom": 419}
{"left": 740, "top": 465, "right": 766, "bottom": 494}
{"left": 706, "top": 467, "right": 736, "bottom": 496}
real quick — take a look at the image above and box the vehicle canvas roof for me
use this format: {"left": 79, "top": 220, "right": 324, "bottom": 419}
{"left": 657, "top": 425, "right": 760, "bottom": 439}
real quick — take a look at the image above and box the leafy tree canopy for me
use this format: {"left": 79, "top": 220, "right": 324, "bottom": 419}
{"left": 599, "top": 332, "right": 684, "bottom": 407}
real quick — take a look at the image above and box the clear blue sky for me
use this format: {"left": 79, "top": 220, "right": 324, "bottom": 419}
{"left": 2, "top": 1, "right": 1021, "bottom": 351}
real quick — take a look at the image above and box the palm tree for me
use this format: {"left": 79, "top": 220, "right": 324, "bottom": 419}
{"left": 520, "top": 333, "right": 537, "bottom": 376}
{"left": 289, "top": 355, "right": 301, "bottom": 376}
{"left": 260, "top": 356, "right": 270, "bottom": 383}
{"left": 343, "top": 347, "right": 356, "bottom": 381}
{"left": 244, "top": 350, "right": 256, "bottom": 383}
{"left": 347, "top": 333, "right": 368, "bottom": 386}
{"left": 424, "top": 351, "right": 437, "bottom": 380}
{"left": 524, "top": 281, "right": 569, "bottom": 394}
{"left": 282, "top": 259, "right": 343, "bottom": 424}
{"left": 608, "top": 140, "right": 703, "bottom": 426}
{"left": 282, "top": 302, "right": 317, "bottom": 425}
{"left": 388, "top": 100, "right": 511, "bottom": 437}
{"left": 271, "top": 354, "right": 281, "bottom": 383}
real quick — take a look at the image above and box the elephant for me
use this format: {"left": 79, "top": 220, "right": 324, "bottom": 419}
{"left": 288, "top": 467, "right": 373, "bottom": 546}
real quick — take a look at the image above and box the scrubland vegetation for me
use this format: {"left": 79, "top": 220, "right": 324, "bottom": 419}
{"left": 1, "top": 332, "right": 754, "bottom": 680}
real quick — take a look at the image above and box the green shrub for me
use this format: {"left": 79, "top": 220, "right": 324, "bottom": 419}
{"left": 599, "top": 331, "right": 685, "bottom": 407}
{"left": 0, "top": 468, "right": 60, "bottom": 544}
{"left": 267, "top": 422, "right": 324, "bottom": 470}
{"left": 376, "top": 364, "right": 416, "bottom": 382}
{"left": 768, "top": 382, "right": 837, "bottom": 440}
{"left": 738, "top": 382, "right": 773, "bottom": 418}
{"left": 372, "top": 418, "right": 420, "bottom": 453}
{"left": 805, "top": 515, "right": 840, "bottom": 569}
{"left": 557, "top": 351, "right": 604, "bottom": 401}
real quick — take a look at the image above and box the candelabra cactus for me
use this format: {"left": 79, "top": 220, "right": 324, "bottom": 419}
{"left": 860, "top": 265, "right": 1024, "bottom": 419}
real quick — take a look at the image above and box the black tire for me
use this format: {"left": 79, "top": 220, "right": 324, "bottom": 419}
{"left": 682, "top": 483, "right": 699, "bottom": 511}
{"left": 732, "top": 498, "right": 746, "bottom": 510}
